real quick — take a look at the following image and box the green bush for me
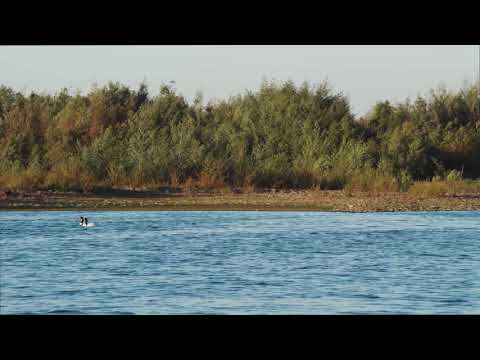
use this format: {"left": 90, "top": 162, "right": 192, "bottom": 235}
{"left": 446, "top": 169, "right": 463, "bottom": 182}
{"left": 0, "top": 81, "right": 479, "bottom": 192}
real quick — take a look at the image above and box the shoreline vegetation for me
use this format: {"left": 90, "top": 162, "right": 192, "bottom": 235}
{"left": 3, "top": 186, "right": 480, "bottom": 212}
{"left": 1, "top": 80, "right": 480, "bottom": 212}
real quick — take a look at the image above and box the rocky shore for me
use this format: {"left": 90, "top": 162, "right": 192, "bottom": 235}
{"left": 2, "top": 189, "right": 480, "bottom": 212}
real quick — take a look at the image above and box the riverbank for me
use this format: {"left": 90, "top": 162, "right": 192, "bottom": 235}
{"left": 2, "top": 189, "right": 480, "bottom": 212}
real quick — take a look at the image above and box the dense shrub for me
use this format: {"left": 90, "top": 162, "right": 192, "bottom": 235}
{"left": 0, "top": 81, "right": 479, "bottom": 192}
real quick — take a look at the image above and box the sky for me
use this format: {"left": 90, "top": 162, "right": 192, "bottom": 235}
{"left": 0, "top": 45, "right": 478, "bottom": 116}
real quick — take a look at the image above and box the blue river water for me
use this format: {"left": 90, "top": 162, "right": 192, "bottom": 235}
{"left": 0, "top": 211, "right": 479, "bottom": 314}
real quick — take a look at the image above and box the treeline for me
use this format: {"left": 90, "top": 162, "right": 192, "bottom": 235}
{"left": 0, "top": 80, "right": 479, "bottom": 192}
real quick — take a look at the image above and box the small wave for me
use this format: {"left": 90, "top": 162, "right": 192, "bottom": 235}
{"left": 110, "top": 272, "right": 134, "bottom": 276}
{"left": 14, "top": 294, "right": 36, "bottom": 299}
{"left": 47, "top": 309, "right": 86, "bottom": 314}
{"left": 55, "top": 290, "right": 81, "bottom": 295}
{"left": 441, "top": 298, "right": 468, "bottom": 304}
{"left": 16, "top": 311, "right": 41, "bottom": 315}
{"left": 351, "top": 294, "right": 381, "bottom": 300}
{"left": 109, "top": 311, "right": 136, "bottom": 315}
{"left": 328, "top": 273, "right": 351, "bottom": 277}
{"left": 419, "top": 253, "right": 448, "bottom": 258}
{"left": 292, "top": 265, "right": 317, "bottom": 271}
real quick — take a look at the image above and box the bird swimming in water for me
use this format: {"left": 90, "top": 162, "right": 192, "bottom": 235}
{"left": 80, "top": 216, "right": 95, "bottom": 227}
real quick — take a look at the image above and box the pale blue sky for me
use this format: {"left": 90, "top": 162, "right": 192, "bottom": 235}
{"left": 0, "top": 45, "right": 478, "bottom": 115}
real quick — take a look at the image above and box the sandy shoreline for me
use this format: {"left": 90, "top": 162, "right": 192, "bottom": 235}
{"left": 2, "top": 189, "right": 480, "bottom": 212}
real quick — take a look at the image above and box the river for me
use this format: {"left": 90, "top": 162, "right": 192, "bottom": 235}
{"left": 1, "top": 211, "right": 478, "bottom": 314}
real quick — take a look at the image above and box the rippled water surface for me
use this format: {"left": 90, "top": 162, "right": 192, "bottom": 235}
{"left": 1, "top": 211, "right": 479, "bottom": 314}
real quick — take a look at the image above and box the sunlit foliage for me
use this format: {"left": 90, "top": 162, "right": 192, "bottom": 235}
{"left": 0, "top": 81, "right": 479, "bottom": 192}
